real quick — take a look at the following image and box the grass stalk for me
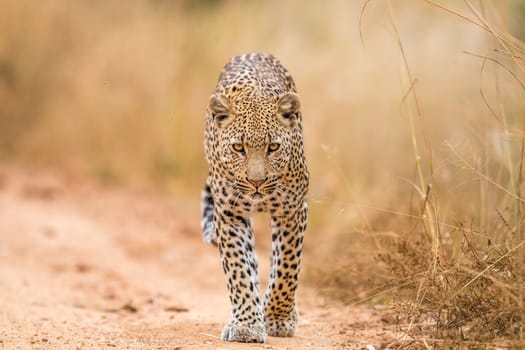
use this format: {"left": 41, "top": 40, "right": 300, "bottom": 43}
{"left": 386, "top": 0, "right": 441, "bottom": 280}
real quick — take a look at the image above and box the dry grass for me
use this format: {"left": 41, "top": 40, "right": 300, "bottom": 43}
{"left": 1, "top": 0, "right": 525, "bottom": 347}
{"left": 337, "top": 1, "right": 525, "bottom": 347}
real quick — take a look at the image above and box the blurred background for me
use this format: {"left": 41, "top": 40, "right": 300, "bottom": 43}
{"left": 1, "top": 0, "right": 524, "bottom": 342}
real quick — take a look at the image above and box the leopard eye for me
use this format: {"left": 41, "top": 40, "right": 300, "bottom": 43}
{"left": 231, "top": 143, "right": 245, "bottom": 153}
{"left": 268, "top": 143, "right": 280, "bottom": 153}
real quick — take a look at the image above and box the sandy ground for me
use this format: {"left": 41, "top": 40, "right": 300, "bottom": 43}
{"left": 0, "top": 167, "right": 394, "bottom": 350}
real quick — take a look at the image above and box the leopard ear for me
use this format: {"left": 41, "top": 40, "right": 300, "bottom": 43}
{"left": 209, "top": 94, "right": 233, "bottom": 128}
{"left": 277, "top": 92, "right": 301, "bottom": 128}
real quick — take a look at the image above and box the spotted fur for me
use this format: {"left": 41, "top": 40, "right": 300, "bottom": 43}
{"left": 202, "top": 53, "right": 309, "bottom": 343}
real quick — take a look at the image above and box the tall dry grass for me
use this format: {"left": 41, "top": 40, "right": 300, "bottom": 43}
{"left": 381, "top": 1, "right": 524, "bottom": 347}
{"left": 1, "top": 0, "right": 525, "bottom": 346}
{"left": 310, "top": 1, "right": 525, "bottom": 347}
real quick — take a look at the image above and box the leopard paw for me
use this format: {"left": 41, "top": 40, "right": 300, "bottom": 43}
{"left": 221, "top": 322, "right": 266, "bottom": 343}
{"left": 265, "top": 310, "right": 298, "bottom": 337}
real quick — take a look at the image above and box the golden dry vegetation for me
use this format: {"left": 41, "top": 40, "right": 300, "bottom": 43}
{"left": 1, "top": 0, "right": 525, "bottom": 347}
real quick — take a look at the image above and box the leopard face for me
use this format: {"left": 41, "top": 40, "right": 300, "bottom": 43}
{"left": 207, "top": 90, "right": 301, "bottom": 202}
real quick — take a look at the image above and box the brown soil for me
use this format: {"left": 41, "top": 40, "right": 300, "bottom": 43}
{"left": 0, "top": 167, "right": 394, "bottom": 349}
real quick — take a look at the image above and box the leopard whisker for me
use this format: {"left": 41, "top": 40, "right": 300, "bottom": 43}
{"left": 225, "top": 187, "right": 244, "bottom": 207}
{"left": 273, "top": 187, "right": 293, "bottom": 206}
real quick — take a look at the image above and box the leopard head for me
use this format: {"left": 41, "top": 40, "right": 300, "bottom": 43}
{"left": 207, "top": 91, "right": 301, "bottom": 201}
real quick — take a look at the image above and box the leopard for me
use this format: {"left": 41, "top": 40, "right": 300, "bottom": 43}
{"left": 201, "top": 53, "right": 309, "bottom": 343}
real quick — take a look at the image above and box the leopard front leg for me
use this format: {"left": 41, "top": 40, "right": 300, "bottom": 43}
{"left": 264, "top": 201, "right": 307, "bottom": 337}
{"left": 215, "top": 207, "right": 266, "bottom": 343}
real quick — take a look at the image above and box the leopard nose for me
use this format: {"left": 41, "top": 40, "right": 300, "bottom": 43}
{"left": 247, "top": 178, "right": 266, "bottom": 188}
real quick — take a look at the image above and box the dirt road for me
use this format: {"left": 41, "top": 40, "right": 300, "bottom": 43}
{"left": 0, "top": 168, "right": 392, "bottom": 349}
